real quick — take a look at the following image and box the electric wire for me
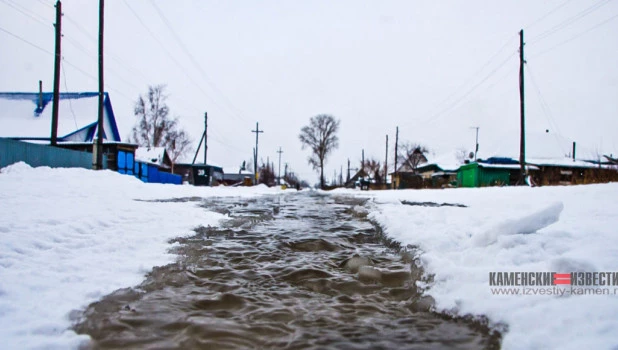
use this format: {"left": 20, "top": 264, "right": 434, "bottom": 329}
{"left": 415, "top": 51, "right": 518, "bottom": 127}
{"left": 525, "top": 63, "right": 569, "bottom": 156}
{"left": 523, "top": 0, "right": 574, "bottom": 30}
{"left": 420, "top": 35, "right": 518, "bottom": 123}
{"left": 528, "top": 0, "right": 613, "bottom": 45}
{"left": 122, "top": 0, "right": 236, "bottom": 121}
{"left": 60, "top": 60, "right": 79, "bottom": 129}
{"left": 0, "top": 0, "right": 51, "bottom": 27}
{"left": 2, "top": 5, "right": 254, "bottom": 161}
{"left": 149, "top": 0, "right": 249, "bottom": 123}
{"left": 532, "top": 12, "right": 618, "bottom": 58}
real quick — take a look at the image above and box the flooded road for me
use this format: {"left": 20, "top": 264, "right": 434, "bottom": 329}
{"left": 74, "top": 192, "right": 500, "bottom": 349}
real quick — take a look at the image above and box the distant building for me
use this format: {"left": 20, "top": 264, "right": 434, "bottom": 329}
{"left": 222, "top": 166, "right": 253, "bottom": 186}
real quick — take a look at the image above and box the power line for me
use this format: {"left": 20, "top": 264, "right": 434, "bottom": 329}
{"left": 532, "top": 12, "right": 618, "bottom": 57}
{"left": 0, "top": 23, "right": 135, "bottom": 104}
{"left": 414, "top": 51, "right": 518, "bottom": 127}
{"left": 0, "top": 25, "right": 53, "bottom": 55}
{"left": 528, "top": 0, "right": 613, "bottom": 45}
{"left": 149, "top": 1, "right": 249, "bottom": 123}
{"left": 60, "top": 60, "right": 79, "bottom": 130}
{"left": 420, "top": 35, "right": 518, "bottom": 122}
{"left": 0, "top": 0, "right": 52, "bottom": 27}
{"left": 524, "top": 0, "right": 574, "bottom": 30}
{"left": 123, "top": 0, "right": 239, "bottom": 122}
{"left": 525, "top": 62, "right": 568, "bottom": 155}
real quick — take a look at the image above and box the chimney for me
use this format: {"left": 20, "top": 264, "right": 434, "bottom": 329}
{"left": 38, "top": 80, "right": 43, "bottom": 109}
{"left": 572, "top": 142, "right": 576, "bottom": 161}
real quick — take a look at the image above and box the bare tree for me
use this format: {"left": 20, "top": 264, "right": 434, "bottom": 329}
{"left": 362, "top": 158, "right": 382, "bottom": 183}
{"left": 299, "top": 114, "right": 340, "bottom": 189}
{"left": 456, "top": 148, "right": 474, "bottom": 164}
{"left": 130, "top": 84, "right": 192, "bottom": 164}
{"left": 397, "top": 142, "right": 429, "bottom": 173}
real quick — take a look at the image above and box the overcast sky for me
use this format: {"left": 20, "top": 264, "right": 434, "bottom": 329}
{"left": 1, "top": 0, "right": 617, "bottom": 183}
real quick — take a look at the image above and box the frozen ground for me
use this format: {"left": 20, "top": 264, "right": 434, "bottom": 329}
{"left": 0, "top": 163, "right": 285, "bottom": 349}
{"left": 339, "top": 183, "right": 618, "bottom": 349}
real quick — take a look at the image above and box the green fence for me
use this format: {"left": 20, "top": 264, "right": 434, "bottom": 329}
{"left": 0, "top": 138, "right": 105, "bottom": 169}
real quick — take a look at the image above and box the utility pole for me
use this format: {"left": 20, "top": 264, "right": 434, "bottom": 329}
{"left": 191, "top": 112, "right": 208, "bottom": 165}
{"left": 252, "top": 122, "right": 263, "bottom": 185}
{"left": 519, "top": 29, "right": 526, "bottom": 184}
{"left": 95, "top": 0, "right": 105, "bottom": 170}
{"left": 346, "top": 158, "right": 350, "bottom": 183}
{"left": 471, "top": 126, "right": 479, "bottom": 161}
{"left": 361, "top": 149, "right": 365, "bottom": 172}
{"left": 277, "top": 147, "right": 283, "bottom": 185}
{"left": 203, "top": 112, "right": 208, "bottom": 164}
{"left": 394, "top": 126, "right": 399, "bottom": 189}
{"left": 384, "top": 134, "right": 388, "bottom": 184}
{"left": 50, "top": 0, "right": 61, "bottom": 146}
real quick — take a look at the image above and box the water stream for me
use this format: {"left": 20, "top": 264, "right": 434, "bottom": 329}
{"left": 74, "top": 192, "right": 501, "bottom": 349}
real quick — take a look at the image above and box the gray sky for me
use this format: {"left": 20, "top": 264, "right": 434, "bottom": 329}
{"left": 1, "top": 0, "right": 617, "bottom": 183}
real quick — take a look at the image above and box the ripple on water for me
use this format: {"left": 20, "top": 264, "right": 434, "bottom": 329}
{"left": 74, "top": 193, "right": 502, "bottom": 349}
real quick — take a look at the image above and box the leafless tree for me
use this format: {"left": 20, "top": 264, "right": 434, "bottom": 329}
{"left": 456, "top": 148, "right": 474, "bottom": 164}
{"left": 397, "top": 142, "right": 429, "bottom": 173}
{"left": 130, "top": 84, "right": 192, "bottom": 164}
{"left": 299, "top": 114, "right": 340, "bottom": 189}
{"left": 361, "top": 158, "right": 382, "bottom": 183}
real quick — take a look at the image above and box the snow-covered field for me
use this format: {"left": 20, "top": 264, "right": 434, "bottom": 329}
{"left": 2, "top": 163, "right": 617, "bottom": 349}
{"left": 0, "top": 163, "right": 284, "bottom": 349}
{"left": 351, "top": 184, "right": 618, "bottom": 349}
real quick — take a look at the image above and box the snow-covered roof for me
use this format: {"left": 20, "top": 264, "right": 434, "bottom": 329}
{"left": 526, "top": 157, "right": 606, "bottom": 169}
{"left": 135, "top": 147, "right": 168, "bottom": 166}
{"left": 222, "top": 167, "right": 253, "bottom": 175}
{"left": 481, "top": 130, "right": 599, "bottom": 161}
{"left": 0, "top": 92, "right": 121, "bottom": 142}
{"left": 478, "top": 163, "right": 539, "bottom": 170}
{"left": 422, "top": 152, "right": 464, "bottom": 172}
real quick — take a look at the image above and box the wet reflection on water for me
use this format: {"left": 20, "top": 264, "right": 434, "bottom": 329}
{"left": 74, "top": 192, "right": 501, "bottom": 349}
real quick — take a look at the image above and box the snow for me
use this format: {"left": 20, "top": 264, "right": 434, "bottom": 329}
{"left": 2, "top": 160, "right": 617, "bottom": 349}
{"left": 134, "top": 146, "right": 168, "bottom": 166}
{"left": 423, "top": 151, "right": 463, "bottom": 172}
{"left": 359, "top": 184, "right": 618, "bottom": 349}
{"left": 526, "top": 157, "right": 606, "bottom": 168}
{"left": 0, "top": 162, "right": 287, "bottom": 349}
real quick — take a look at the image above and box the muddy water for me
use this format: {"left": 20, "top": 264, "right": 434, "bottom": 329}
{"left": 74, "top": 192, "right": 501, "bottom": 349}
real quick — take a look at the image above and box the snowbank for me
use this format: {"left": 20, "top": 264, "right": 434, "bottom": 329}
{"left": 361, "top": 184, "right": 618, "bottom": 349}
{"left": 0, "top": 163, "right": 285, "bottom": 349}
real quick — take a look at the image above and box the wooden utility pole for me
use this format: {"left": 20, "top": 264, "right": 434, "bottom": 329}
{"left": 519, "top": 29, "right": 526, "bottom": 184}
{"left": 191, "top": 112, "right": 208, "bottom": 165}
{"left": 277, "top": 147, "right": 283, "bottom": 184}
{"left": 346, "top": 158, "right": 350, "bottom": 182}
{"left": 50, "top": 0, "right": 61, "bottom": 146}
{"left": 471, "top": 126, "right": 479, "bottom": 161}
{"left": 203, "top": 112, "right": 208, "bottom": 165}
{"left": 394, "top": 126, "right": 399, "bottom": 189}
{"left": 361, "top": 149, "right": 365, "bottom": 171}
{"left": 252, "top": 122, "right": 263, "bottom": 184}
{"left": 95, "top": 0, "right": 105, "bottom": 170}
{"left": 384, "top": 134, "right": 388, "bottom": 184}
